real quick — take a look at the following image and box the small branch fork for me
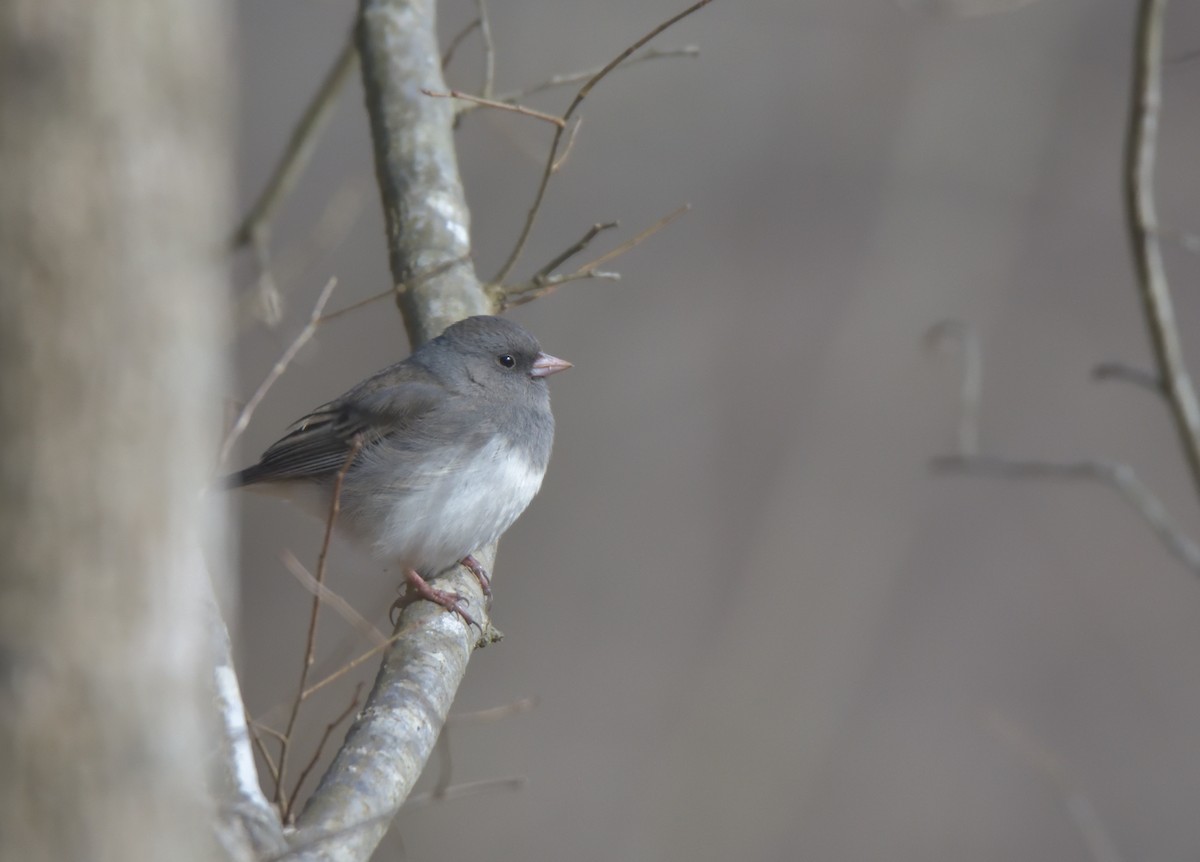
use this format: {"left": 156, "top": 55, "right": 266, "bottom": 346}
{"left": 494, "top": 204, "right": 690, "bottom": 310}
{"left": 232, "top": 19, "right": 697, "bottom": 273}
{"left": 491, "top": 0, "right": 713, "bottom": 284}
{"left": 927, "top": 321, "right": 1200, "bottom": 575}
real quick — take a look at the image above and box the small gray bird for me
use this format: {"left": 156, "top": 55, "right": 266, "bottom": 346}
{"left": 228, "top": 315, "right": 571, "bottom": 624}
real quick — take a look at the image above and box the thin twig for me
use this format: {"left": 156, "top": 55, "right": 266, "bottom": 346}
{"left": 220, "top": 277, "right": 338, "bottom": 467}
{"left": 498, "top": 205, "right": 687, "bottom": 309}
{"left": 317, "top": 255, "right": 471, "bottom": 324}
{"left": 280, "top": 550, "right": 389, "bottom": 648}
{"left": 286, "top": 683, "right": 365, "bottom": 822}
{"left": 250, "top": 720, "right": 290, "bottom": 749}
{"left": 422, "top": 88, "right": 565, "bottom": 127}
{"left": 447, "top": 697, "right": 538, "bottom": 725}
{"left": 233, "top": 33, "right": 359, "bottom": 249}
{"left": 1091, "top": 361, "right": 1163, "bottom": 396}
{"left": 550, "top": 117, "right": 583, "bottom": 173}
{"left": 492, "top": 1, "right": 713, "bottom": 283}
{"left": 275, "top": 437, "right": 364, "bottom": 811}
{"left": 247, "top": 716, "right": 282, "bottom": 791}
{"left": 933, "top": 454, "right": 1200, "bottom": 574}
{"left": 985, "top": 711, "right": 1126, "bottom": 862}
{"left": 236, "top": 178, "right": 368, "bottom": 330}
{"left": 402, "top": 777, "right": 526, "bottom": 811}
{"left": 265, "top": 777, "right": 521, "bottom": 862}
{"left": 299, "top": 632, "right": 404, "bottom": 702}
{"left": 477, "top": 46, "right": 700, "bottom": 112}
{"left": 476, "top": 0, "right": 495, "bottom": 98}
{"left": 1123, "top": 0, "right": 1200, "bottom": 501}
{"left": 534, "top": 221, "right": 619, "bottom": 280}
{"left": 573, "top": 203, "right": 689, "bottom": 273}
{"left": 440, "top": 18, "right": 480, "bottom": 69}
{"left": 499, "top": 270, "right": 620, "bottom": 310}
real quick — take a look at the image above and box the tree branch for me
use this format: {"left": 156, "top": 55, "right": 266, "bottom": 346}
{"left": 1123, "top": 0, "right": 1200, "bottom": 502}
{"left": 929, "top": 319, "right": 1200, "bottom": 576}
{"left": 355, "top": 0, "right": 493, "bottom": 348}
{"left": 492, "top": 0, "right": 712, "bottom": 283}
{"left": 233, "top": 35, "right": 359, "bottom": 250}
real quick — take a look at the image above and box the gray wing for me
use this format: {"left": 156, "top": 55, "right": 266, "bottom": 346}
{"left": 228, "top": 369, "right": 447, "bottom": 488}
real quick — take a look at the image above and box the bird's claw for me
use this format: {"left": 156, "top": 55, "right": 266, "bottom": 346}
{"left": 460, "top": 554, "right": 493, "bottom": 609}
{"left": 391, "top": 569, "right": 482, "bottom": 634}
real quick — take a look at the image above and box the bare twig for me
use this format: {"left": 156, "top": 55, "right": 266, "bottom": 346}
{"left": 219, "top": 277, "right": 338, "bottom": 467}
{"left": 233, "top": 33, "right": 359, "bottom": 249}
{"left": 533, "top": 221, "right": 620, "bottom": 280}
{"left": 1123, "top": 0, "right": 1200, "bottom": 501}
{"left": 280, "top": 550, "right": 389, "bottom": 648}
{"left": 250, "top": 721, "right": 289, "bottom": 749}
{"left": 447, "top": 696, "right": 538, "bottom": 725}
{"left": 985, "top": 710, "right": 1126, "bottom": 862}
{"left": 422, "top": 88, "right": 565, "bottom": 127}
{"left": 265, "top": 775, "right": 522, "bottom": 862}
{"left": 498, "top": 205, "right": 687, "bottom": 309}
{"left": 573, "top": 203, "right": 689, "bottom": 273}
{"left": 440, "top": 17, "right": 480, "bottom": 69}
{"left": 300, "top": 632, "right": 404, "bottom": 702}
{"left": 403, "top": 777, "right": 525, "bottom": 811}
{"left": 275, "top": 437, "right": 364, "bottom": 815}
{"left": 317, "top": 255, "right": 472, "bottom": 324}
{"left": 933, "top": 454, "right": 1200, "bottom": 573}
{"left": 492, "top": 1, "right": 713, "bottom": 283}
{"left": 287, "top": 683, "right": 365, "bottom": 822}
{"left": 550, "top": 117, "right": 583, "bottom": 173}
{"left": 237, "top": 179, "right": 368, "bottom": 319}
{"left": 1091, "top": 361, "right": 1163, "bottom": 396}
{"left": 475, "top": 46, "right": 700, "bottom": 113}
{"left": 476, "top": 0, "right": 495, "bottom": 98}
{"left": 499, "top": 270, "right": 621, "bottom": 309}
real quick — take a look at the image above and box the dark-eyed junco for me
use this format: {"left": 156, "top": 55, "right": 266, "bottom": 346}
{"left": 228, "top": 315, "right": 571, "bottom": 625}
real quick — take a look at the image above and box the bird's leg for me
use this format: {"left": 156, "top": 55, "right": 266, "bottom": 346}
{"left": 390, "top": 569, "right": 481, "bottom": 633}
{"left": 460, "top": 554, "right": 492, "bottom": 608}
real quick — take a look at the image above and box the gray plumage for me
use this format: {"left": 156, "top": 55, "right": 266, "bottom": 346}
{"left": 229, "top": 315, "right": 569, "bottom": 577}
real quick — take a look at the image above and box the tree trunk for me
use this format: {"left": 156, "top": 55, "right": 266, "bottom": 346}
{"left": 0, "top": 3, "right": 233, "bottom": 861}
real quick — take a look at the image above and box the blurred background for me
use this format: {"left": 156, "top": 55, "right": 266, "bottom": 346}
{"left": 230, "top": 1, "right": 1200, "bottom": 860}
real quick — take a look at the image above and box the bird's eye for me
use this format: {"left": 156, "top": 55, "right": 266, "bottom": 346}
{"left": 497, "top": 354, "right": 516, "bottom": 368}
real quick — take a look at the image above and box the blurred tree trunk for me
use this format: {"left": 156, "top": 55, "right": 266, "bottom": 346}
{"left": 0, "top": 3, "right": 233, "bottom": 861}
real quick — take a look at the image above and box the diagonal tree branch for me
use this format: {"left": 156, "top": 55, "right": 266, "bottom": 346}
{"left": 233, "top": 35, "right": 359, "bottom": 251}
{"left": 288, "top": 1, "right": 496, "bottom": 858}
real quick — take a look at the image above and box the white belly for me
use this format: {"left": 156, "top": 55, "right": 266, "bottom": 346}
{"left": 350, "top": 437, "right": 545, "bottom": 573}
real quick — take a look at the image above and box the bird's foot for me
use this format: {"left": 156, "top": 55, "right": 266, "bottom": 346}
{"left": 460, "top": 554, "right": 493, "bottom": 609}
{"left": 390, "top": 569, "right": 481, "bottom": 633}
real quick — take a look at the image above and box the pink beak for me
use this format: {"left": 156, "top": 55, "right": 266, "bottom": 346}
{"left": 531, "top": 352, "right": 573, "bottom": 378}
